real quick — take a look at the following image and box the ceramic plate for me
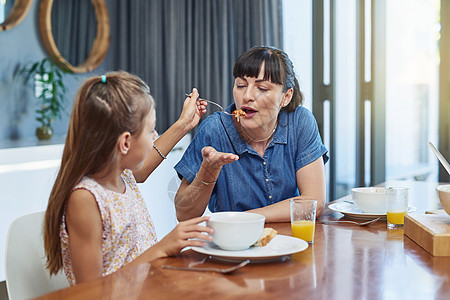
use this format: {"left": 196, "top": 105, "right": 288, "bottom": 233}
{"left": 191, "top": 235, "right": 308, "bottom": 263}
{"left": 328, "top": 202, "right": 417, "bottom": 220}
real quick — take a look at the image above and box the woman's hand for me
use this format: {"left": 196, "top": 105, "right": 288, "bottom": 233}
{"left": 174, "top": 147, "right": 238, "bottom": 221}
{"left": 177, "top": 88, "right": 208, "bottom": 132}
{"left": 156, "top": 216, "right": 213, "bottom": 257}
{"left": 201, "top": 146, "right": 239, "bottom": 170}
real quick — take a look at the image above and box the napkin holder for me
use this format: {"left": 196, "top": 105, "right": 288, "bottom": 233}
{"left": 404, "top": 214, "right": 450, "bottom": 257}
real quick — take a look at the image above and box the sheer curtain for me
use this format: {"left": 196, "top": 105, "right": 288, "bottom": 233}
{"left": 109, "top": 0, "right": 283, "bottom": 131}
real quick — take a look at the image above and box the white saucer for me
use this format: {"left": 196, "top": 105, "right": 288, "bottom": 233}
{"left": 328, "top": 202, "right": 417, "bottom": 220}
{"left": 191, "top": 235, "right": 308, "bottom": 263}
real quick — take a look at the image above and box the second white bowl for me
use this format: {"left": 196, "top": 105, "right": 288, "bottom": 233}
{"left": 351, "top": 187, "right": 386, "bottom": 213}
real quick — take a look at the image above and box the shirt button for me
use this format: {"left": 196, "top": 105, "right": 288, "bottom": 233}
{"left": 269, "top": 195, "right": 272, "bottom": 199}
{"left": 265, "top": 178, "right": 269, "bottom": 182}
{"left": 263, "top": 162, "right": 266, "bottom": 165}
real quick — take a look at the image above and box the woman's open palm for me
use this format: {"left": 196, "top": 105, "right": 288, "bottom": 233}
{"left": 201, "top": 146, "right": 239, "bottom": 169}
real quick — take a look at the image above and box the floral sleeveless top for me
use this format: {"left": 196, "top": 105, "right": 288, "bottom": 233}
{"left": 60, "top": 169, "right": 157, "bottom": 285}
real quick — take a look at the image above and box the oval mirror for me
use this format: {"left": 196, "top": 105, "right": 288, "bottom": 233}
{"left": 50, "top": 0, "right": 97, "bottom": 68}
{"left": 39, "top": 0, "right": 110, "bottom": 73}
{"left": 0, "top": 0, "right": 33, "bottom": 31}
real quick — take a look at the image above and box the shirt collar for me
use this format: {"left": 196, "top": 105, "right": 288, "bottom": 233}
{"left": 221, "top": 104, "right": 288, "bottom": 155}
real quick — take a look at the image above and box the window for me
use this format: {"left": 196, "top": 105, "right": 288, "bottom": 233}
{"left": 283, "top": 0, "right": 443, "bottom": 202}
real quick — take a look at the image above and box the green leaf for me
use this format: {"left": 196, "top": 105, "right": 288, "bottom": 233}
{"left": 18, "top": 57, "right": 70, "bottom": 126}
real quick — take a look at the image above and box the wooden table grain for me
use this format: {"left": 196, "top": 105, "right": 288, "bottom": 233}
{"left": 35, "top": 181, "right": 450, "bottom": 299}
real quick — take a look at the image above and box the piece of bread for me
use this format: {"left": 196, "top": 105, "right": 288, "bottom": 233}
{"left": 253, "top": 228, "right": 278, "bottom": 247}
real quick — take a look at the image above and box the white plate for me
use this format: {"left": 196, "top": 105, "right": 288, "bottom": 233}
{"left": 328, "top": 202, "right": 417, "bottom": 220}
{"left": 191, "top": 235, "right": 308, "bottom": 263}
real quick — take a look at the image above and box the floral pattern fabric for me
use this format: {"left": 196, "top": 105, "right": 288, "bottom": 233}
{"left": 60, "top": 169, "right": 157, "bottom": 285}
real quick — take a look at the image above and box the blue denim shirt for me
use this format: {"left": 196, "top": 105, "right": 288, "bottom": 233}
{"left": 174, "top": 104, "right": 329, "bottom": 212}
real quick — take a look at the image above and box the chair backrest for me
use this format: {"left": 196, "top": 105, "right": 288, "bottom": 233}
{"left": 5, "top": 211, "right": 69, "bottom": 300}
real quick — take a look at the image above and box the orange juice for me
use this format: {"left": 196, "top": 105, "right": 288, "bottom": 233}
{"left": 387, "top": 211, "right": 407, "bottom": 225}
{"left": 291, "top": 220, "right": 315, "bottom": 243}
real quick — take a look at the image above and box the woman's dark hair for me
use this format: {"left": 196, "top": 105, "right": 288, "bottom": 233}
{"left": 233, "top": 46, "right": 303, "bottom": 111}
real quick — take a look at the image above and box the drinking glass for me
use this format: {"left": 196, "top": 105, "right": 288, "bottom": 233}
{"left": 386, "top": 187, "right": 409, "bottom": 229}
{"left": 290, "top": 199, "right": 317, "bottom": 244}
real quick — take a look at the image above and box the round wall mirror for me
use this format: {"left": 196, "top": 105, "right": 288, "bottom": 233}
{"left": 0, "top": 0, "right": 33, "bottom": 31}
{"left": 39, "top": 0, "right": 110, "bottom": 73}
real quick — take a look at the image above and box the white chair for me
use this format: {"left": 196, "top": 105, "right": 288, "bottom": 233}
{"left": 5, "top": 211, "right": 69, "bottom": 300}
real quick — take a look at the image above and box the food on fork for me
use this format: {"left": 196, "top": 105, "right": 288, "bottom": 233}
{"left": 232, "top": 109, "right": 246, "bottom": 122}
{"left": 253, "top": 227, "right": 278, "bottom": 247}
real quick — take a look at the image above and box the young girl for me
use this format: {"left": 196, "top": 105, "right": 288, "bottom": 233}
{"left": 44, "top": 71, "right": 213, "bottom": 285}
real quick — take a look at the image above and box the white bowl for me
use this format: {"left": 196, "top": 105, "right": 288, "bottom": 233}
{"left": 436, "top": 184, "right": 450, "bottom": 215}
{"left": 351, "top": 187, "right": 386, "bottom": 213}
{"left": 207, "top": 212, "right": 265, "bottom": 251}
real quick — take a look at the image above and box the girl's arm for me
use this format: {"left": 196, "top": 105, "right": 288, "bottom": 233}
{"left": 134, "top": 89, "right": 207, "bottom": 183}
{"left": 174, "top": 146, "right": 239, "bottom": 221}
{"left": 65, "top": 189, "right": 103, "bottom": 284}
{"left": 66, "top": 191, "right": 213, "bottom": 281}
{"left": 248, "top": 156, "right": 326, "bottom": 222}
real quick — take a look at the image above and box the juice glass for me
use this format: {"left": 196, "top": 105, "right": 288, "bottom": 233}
{"left": 386, "top": 187, "right": 409, "bottom": 229}
{"left": 290, "top": 199, "right": 317, "bottom": 244}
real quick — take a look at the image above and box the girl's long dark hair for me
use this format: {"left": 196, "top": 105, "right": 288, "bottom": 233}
{"left": 44, "top": 71, "right": 154, "bottom": 275}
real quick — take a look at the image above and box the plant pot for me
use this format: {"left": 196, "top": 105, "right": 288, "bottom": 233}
{"left": 36, "top": 126, "right": 53, "bottom": 140}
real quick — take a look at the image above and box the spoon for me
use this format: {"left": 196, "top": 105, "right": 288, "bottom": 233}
{"left": 185, "top": 93, "right": 234, "bottom": 116}
{"left": 162, "top": 259, "right": 250, "bottom": 274}
{"left": 428, "top": 142, "right": 450, "bottom": 175}
{"left": 320, "top": 217, "right": 380, "bottom": 226}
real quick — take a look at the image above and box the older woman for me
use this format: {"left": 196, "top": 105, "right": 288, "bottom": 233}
{"left": 174, "top": 46, "right": 328, "bottom": 222}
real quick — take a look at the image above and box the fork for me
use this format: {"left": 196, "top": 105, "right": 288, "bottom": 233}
{"left": 185, "top": 93, "right": 234, "bottom": 116}
{"left": 162, "top": 259, "right": 250, "bottom": 274}
{"left": 320, "top": 217, "right": 380, "bottom": 226}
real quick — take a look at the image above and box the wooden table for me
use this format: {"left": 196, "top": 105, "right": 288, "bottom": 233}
{"left": 35, "top": 181, "right": 450, "bottom": 299}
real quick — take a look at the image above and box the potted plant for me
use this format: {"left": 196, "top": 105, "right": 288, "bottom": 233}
{"left": 19, "top": 57, "right": 69, "bottom": 140}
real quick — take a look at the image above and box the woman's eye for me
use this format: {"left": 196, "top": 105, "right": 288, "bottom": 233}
{"left": 258, "top": 87, "right": 269, "bottom": 92}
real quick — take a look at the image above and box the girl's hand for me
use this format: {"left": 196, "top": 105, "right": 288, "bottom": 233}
{"left": 201, "top": 146, "right": 239, "bottom": 170}
{"left": 178, "top": 88, "right": 207, "bottom": 131}
{"left": 157, "top": 216, "right": 213, "bottom": 257}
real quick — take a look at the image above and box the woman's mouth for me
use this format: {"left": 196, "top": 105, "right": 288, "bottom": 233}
{"left": 242, "top": 107, "right": 257, "bottom": 117}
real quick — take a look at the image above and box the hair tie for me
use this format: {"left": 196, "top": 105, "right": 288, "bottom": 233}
{"left": 101, "top": 75, "right": 106, "bottom": 83}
